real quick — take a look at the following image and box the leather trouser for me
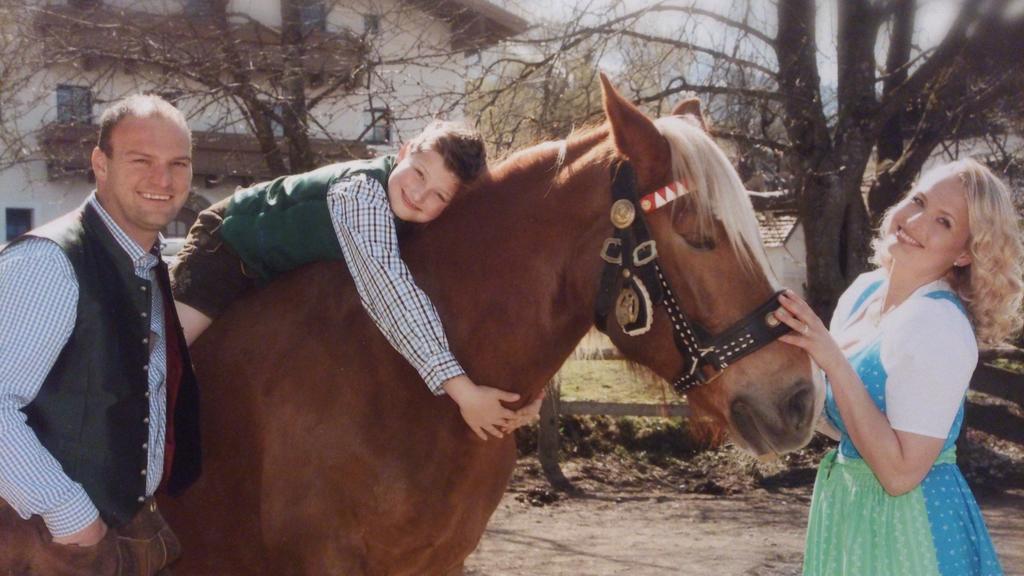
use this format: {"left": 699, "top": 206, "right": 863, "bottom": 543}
{"left": 0, "top": 497, "right": 181, "bottom": 576}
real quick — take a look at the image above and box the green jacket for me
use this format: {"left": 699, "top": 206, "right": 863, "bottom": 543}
{"left": 221, "top": 155, "right": 396, "bottom": 280}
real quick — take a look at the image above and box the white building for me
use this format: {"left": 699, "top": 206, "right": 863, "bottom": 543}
{"left": 1, "top": 0, "right": 526, "bottom": 242}
{"left": 755, "top": 208, "right": 806, "bottom": 297}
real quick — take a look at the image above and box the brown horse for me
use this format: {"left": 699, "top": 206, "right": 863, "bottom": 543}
{"left": 160, "top": 76, "right": 822, "bottom": 575}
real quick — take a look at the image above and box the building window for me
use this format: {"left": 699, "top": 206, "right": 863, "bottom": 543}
{"left": 363, "top": 108, "right": 390, "bottom": 144}
{"left": 163, "top": 202, "right": 196, "bottom": 237}
{"left": 300, "top": 1, "right": 327, "bottom": 34}
{"left": 5, "top": 208, "right": 32, "bottom": 241}
{"left": 56, "top": 85, "right": 92, "bottom": 125}
{"left": 183, "top": 0, "right": 212, "bottom": 18}
{"left": 363, "top": 14, "right": 380, "bottom": 36}
{"left": 163, "top": 193, "right": 211, "bottom": 239}
{"left": 270, "top": 103, "right": 286, "bottom": 138}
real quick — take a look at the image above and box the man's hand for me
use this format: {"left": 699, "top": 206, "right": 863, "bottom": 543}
{"left": 52, "top": 516, "right": 108, "bottom": 547}
{"left": 443, "top": 375, "right": 519, "bottom": 440}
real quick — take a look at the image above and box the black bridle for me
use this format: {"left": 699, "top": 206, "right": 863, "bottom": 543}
{"left": 594, "top": 161, "right": 793, "bottom": 394}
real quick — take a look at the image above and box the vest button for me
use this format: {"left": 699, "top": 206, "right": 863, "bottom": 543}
{"left": 142, "top": 337, "right": 149, "bottom": 345}
{"left": 140, "top": 285, "right": 147, "bottom": 292}
{"left": 144, "top": 391, "right": 150, "bottom": 398}
{"left": 143, "top": 364, "right": 149, "bottom": 372}
{"left": 138, "top": 496, "right": 145, "bottom": 503}
{"left": 143, "top": 417, "right": 150, "bottom": 424}
{"left": 141, "top": 311, "right": 148, "bottom": 318}
{"left": 141, "top": 469, "right": 147, "bottom": 477}
{"left": 142, "top": 442, "right": 148, "bottom": 450}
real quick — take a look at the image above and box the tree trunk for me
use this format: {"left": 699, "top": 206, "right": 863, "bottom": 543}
{"left": 207, "top": 0, "right": 289, "bottom": 176}
{"left": 280, "top": 0, "right": 315, "bottom": 173}
{"left": 795, "top": 170, "right": 848, "bottom": 317}
{"left": 870, "top": 0, "right": 916, "bottom": 222}
{"left": 537, "top": 382, "right": 573, "bottom": 492}
{"left": 776, "top": 0, "right": 848, "bottom": 316}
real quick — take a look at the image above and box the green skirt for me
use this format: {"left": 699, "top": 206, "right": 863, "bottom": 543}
{"left": 802, "top": 449, "right": 955, "bottom": 576}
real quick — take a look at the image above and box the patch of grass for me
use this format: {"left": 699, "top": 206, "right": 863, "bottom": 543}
{"left": 560, "top": 415, "right": 708, "bottom": 459}
{"left": 557, "top": 359, "right": 682, "bottom": 404}
{"left": 515, "top": 414, "right": 710, "bottom": 461}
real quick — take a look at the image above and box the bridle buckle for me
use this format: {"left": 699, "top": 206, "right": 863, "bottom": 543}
{"left": 696, "top": 362, "right": 724, "bottom": 385}
{"left": 600, "top": 238, "right": 623, "bottom": 265}
{"left": 633, "top": 240, "right": 658, "bottom": 266}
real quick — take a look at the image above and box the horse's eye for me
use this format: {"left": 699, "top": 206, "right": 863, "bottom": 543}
{"left": 683, "top": 235, "right": 716, "bottom": 251}
{"left": 672, "top": 202, "right": 717, "bottom": 251}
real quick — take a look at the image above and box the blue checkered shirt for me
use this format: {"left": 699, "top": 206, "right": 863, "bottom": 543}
{"left": 0, "top": 194, "right": 167, "bottom": 537}
{"left": 326, "top": 175, "right": 464, "bottom": 394}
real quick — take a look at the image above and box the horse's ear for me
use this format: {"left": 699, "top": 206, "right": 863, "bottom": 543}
{"left": 671, "top": 97, "right": 709, "bottom": 132}
{"left": 599, "top": 73, "right": 668, "bottom": 188}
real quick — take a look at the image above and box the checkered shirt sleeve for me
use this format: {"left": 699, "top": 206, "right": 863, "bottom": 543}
{"left": 0, "top": 238, "right": 100, "bottom": 537}
{"left": 326, "top": 175, "right": 465, "bottom": 395}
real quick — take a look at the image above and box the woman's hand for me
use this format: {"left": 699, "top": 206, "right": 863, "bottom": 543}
{"left": 774, "top": 290, "right": 846, "bottom": 375}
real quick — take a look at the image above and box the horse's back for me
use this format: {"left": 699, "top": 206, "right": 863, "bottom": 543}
{"left": 163, "top": 262, "right": 516, "bottom": 575}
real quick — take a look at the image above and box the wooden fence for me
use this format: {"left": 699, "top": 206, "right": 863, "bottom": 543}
{"left": 536, "top": 380, "right": 691, "bottom": 490}
{"left": 535, "top": 346, "right": 1023, "bottom": 490}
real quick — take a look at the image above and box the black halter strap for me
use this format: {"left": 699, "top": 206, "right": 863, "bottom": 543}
{"left": 594, "top": 162, "right": 663, "bottom": 332}
{"left": 594, "top": 161, "right": 793, "bottom": 394}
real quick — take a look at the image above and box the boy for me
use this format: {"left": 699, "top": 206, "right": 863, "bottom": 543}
{"left": 171, "top": 121, "right": 523, "bottom": 440}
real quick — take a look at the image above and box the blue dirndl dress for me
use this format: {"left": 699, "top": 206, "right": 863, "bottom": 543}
{"left": 803, "top": 274, "right": 1003, "bottom": 576}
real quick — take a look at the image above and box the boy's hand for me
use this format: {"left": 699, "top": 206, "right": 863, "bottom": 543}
{"left": 443, "top": 375, "right": 519, "bottom": 440}
{"left": 500, "top": 390, "right": 545, "bottom": 433}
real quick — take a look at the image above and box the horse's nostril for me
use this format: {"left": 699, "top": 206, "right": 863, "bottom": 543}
{"left": 784, "top": 380, "right": 814, "bottom": 428}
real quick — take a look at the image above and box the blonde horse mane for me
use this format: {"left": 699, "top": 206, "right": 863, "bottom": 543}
{"left": 654, "top": 116, "right": 777, "bottom": 285}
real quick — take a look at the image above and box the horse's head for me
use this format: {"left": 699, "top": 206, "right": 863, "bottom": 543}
{"left": 590, "top": 75, "right": 822, "bottom": 455}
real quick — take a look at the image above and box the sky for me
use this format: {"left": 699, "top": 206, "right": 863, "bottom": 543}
{"left": 497, "top": 0, "right": 968, "bottom": 89}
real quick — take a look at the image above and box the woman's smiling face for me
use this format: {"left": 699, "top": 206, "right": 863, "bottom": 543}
{"left": 885, "top": 170, "right": 973, "bottom": 277}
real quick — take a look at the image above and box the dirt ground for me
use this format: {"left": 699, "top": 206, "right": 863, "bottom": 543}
{"left": 465, "top": 429, "right": 1024, "bottom": 576}
{"left": 467, "top": 479, "right": 1023, "bottom": 575}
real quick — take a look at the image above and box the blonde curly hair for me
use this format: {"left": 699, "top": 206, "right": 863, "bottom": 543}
{"left": 872, "top": 159, "right": 1024, "bottom": 346}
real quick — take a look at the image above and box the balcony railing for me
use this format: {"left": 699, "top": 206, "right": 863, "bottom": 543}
{"left": 40, "top": 123, "right": 371, "bottom": 181}
{"left": 33, "top": 4, "right": 365, "bottom": 79}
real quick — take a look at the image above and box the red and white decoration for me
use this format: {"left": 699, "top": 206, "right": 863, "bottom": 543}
{"left": 640, "top": 180, "right": 690, "bottom": 213}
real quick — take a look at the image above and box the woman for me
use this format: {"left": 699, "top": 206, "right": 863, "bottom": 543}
{"left": 775, "top": 159, "right": 1023, "bottom": 575}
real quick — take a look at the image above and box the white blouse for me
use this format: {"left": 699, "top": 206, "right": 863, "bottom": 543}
{"left": 829, "top": 269, "right": 978, "bottom": 440}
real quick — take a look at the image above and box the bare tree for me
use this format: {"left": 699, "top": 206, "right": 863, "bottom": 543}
{"left": 4, "top": 0, "right": 1020, "bottom": 315}
{"left": 0, "top": 3, "right": 40, "bottom": 172}
{"left": 470, "top": 0, "right": 1024, "bottom": 315}
{"left": 4, "top": 0, "right": 516, "bottom": 182}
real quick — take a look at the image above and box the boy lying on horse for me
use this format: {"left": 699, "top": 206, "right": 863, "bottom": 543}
{"left": 170, "top": 120, "right": 540, "bottom": 440}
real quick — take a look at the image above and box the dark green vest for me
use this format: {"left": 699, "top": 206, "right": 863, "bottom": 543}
{"left": 4, "top": 204, "right": 202, "bottom": 527}
{"left": 221, "top": 155, "right": 396, "bottom": 280}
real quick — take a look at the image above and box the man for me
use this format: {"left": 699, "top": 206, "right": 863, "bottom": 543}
{"left": 0, "top": 94, "right": 200, "bottom": 575}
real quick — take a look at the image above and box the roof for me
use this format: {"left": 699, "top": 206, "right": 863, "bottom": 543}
{"left": 756, "top": 209, "right": 800, "bottom": 248}
{"left": 412, "top": 0, "right": 529, "bottom": 49}
{"left": 453, "top": 0, "right": 530, "bottom": 34}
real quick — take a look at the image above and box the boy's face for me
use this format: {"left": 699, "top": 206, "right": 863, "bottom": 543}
{"left": 387, "top": 146, "right": 460, "bottom": 223}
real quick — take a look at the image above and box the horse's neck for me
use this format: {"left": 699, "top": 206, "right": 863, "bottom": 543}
{"left": 403, "top": 141, "right": 613, "bottom": 398}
